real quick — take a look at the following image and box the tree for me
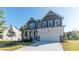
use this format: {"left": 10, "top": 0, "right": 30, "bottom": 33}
{"left": 0, "top": 10, "right": 5, "bottom": 33}
{"left": 7, "top": 25, "right": 16, "bottom": 41}
{"left": 0, "top": 20, "right": 5, "bottom": 26}
{"left": 0, "top": 10, "right": 4, "bottom": 19}
{"left": 0, "top": 10, "right": 5, "bottom": 26}
{"left": 66, "top": 32, "right": 72, "bottom": 39}
{"left": 72, "top": 32, "right": 79, "bottom": 39}
{"left": 64, "top": 32, "right": 67, "bottom": 38}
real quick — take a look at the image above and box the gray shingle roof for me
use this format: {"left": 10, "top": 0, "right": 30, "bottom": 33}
{"left": 42, "top": 10, "right": 64, "bottom": 20}
{"left": 27, "top": 17, "right": 36, "bottom": 23}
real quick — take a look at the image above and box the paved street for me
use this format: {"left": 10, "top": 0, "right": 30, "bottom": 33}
{"left": 15, "top": 42, "right": 63, "bottom": 51}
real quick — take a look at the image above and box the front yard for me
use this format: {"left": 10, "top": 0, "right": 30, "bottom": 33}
{"left": 2, "top": 39, "right": 79, "bottom": 51}
{"left": 0, "top": 40, "right": 31, "bottom": 51}
{"left": 62, "top": 40, "right": 79, "bottom": 51}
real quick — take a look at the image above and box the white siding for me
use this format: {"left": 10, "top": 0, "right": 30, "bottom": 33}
{"left": 3, "top": 26, "right": 21, "bottom": 41}
{"left": 37, "top": 27, "right": 64, "bottom": 42}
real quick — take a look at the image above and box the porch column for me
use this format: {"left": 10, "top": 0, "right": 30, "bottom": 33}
{"left": 27, "top": 30, "right": 29, "bottom": 39}
{"left": 27, "top": 31, "right": 29, "bottom": 36}
{"left": 32, "top": 31, "right": 34, "bottom": 39}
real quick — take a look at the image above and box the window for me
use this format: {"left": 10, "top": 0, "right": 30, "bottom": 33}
{"left": 38, "top": 23, "right": 41, "bottom": 28}
{"left": 29, "top": 23, "right": 35, "bottom": 29}
{"left": 48, "top": 20, "right": 52, "bottom": 27}
{"left": 42, "top": 21, "right": 46, "bottom": 28}
{"left": 55, "top": 20, "right": 60, "bottom": 26}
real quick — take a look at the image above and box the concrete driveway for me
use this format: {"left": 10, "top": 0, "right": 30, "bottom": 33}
{"left": 15, "top": 42, "right": 63, "bottom": 51}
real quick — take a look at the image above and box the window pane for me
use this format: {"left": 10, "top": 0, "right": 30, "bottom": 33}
{"left": 42, "top": 22, "right": 46, "bottom": 27}
{"left": 55, "top": 20, "right": 60, "bottom": 26}
{"left": 48, "top": 20, "right": 52, "bottom": 27}
{"left": 29, "top": 23, "right": 35, "bottom": 29}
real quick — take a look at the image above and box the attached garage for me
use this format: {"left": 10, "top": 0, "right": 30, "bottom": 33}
{"left": 37, "top": 27, "right": 64, "bottom": 42}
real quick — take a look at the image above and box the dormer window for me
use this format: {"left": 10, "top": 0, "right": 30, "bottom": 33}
{"left": 48, "top": 20, "right": 52, "bottom": 27}
{"left": 42, "top": 21, "right": 46, "bottom": 28}
{"left": 29, "top": 23, "right": 35, "bottom": 29}
{"left": 55, "top": 20, "right": 60, "bottom": 26}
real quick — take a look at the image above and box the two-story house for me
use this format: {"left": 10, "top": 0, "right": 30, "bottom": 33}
{"left": 24, "top": 10, "right": 64, "bottom": 42}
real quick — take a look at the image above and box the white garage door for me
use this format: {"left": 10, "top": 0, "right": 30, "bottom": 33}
{"left": 37, "top": 27, "right": 64, "bottom": 42}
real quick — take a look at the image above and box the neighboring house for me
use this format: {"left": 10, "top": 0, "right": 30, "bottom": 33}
{"left": 0, "top": 25, "right": 21, "bottom": 41}
{"left": 23, "top": 10, "right": 64, "bottom": 42}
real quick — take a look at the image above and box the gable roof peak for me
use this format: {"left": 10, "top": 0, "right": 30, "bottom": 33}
{"left": 29, "top": 17, "right": 35, "bottom": 21}
{"left": 27, "top": 17, "right": 36, "bottom": 23}
{"left": 47, "top": 10, "right": 55, "bottom": 15}
{"left": 30, "top": 17, "right": 34, "bottom": 20}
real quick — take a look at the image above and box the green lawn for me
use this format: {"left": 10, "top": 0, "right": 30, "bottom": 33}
{"left": 0, "top": 40, "right": 31, "bottom": 51}
{"left": 62, "top": 40, "right": 79, "bottom": 51}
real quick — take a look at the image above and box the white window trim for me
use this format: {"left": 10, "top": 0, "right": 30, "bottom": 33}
{"left": 42, "top": 21, "right": 46, "bottom": 27}
{"left": 29, "top": 23, "right": 35, "bottom": 29}
{"left": 48, "top": 20, "right": 52, "bottom": 27}
{"left": 55, "top": 20, "right": 60, "bottom": 26}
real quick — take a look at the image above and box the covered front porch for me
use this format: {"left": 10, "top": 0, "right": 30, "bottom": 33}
{"left": 24, "top": 30, "right": 40, "bottom": 41}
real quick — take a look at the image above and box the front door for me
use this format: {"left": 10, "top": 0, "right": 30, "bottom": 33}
{"left": 29, "top": 31, "right": 34, "bottom": 40}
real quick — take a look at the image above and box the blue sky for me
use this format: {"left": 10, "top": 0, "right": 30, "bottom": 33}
{"left": 0, "top": 7, "right": 79, "bottom": 32}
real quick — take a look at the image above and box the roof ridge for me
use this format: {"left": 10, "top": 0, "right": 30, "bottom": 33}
{"left": 42, "top": 10, "right": 64, "bottom": 20}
